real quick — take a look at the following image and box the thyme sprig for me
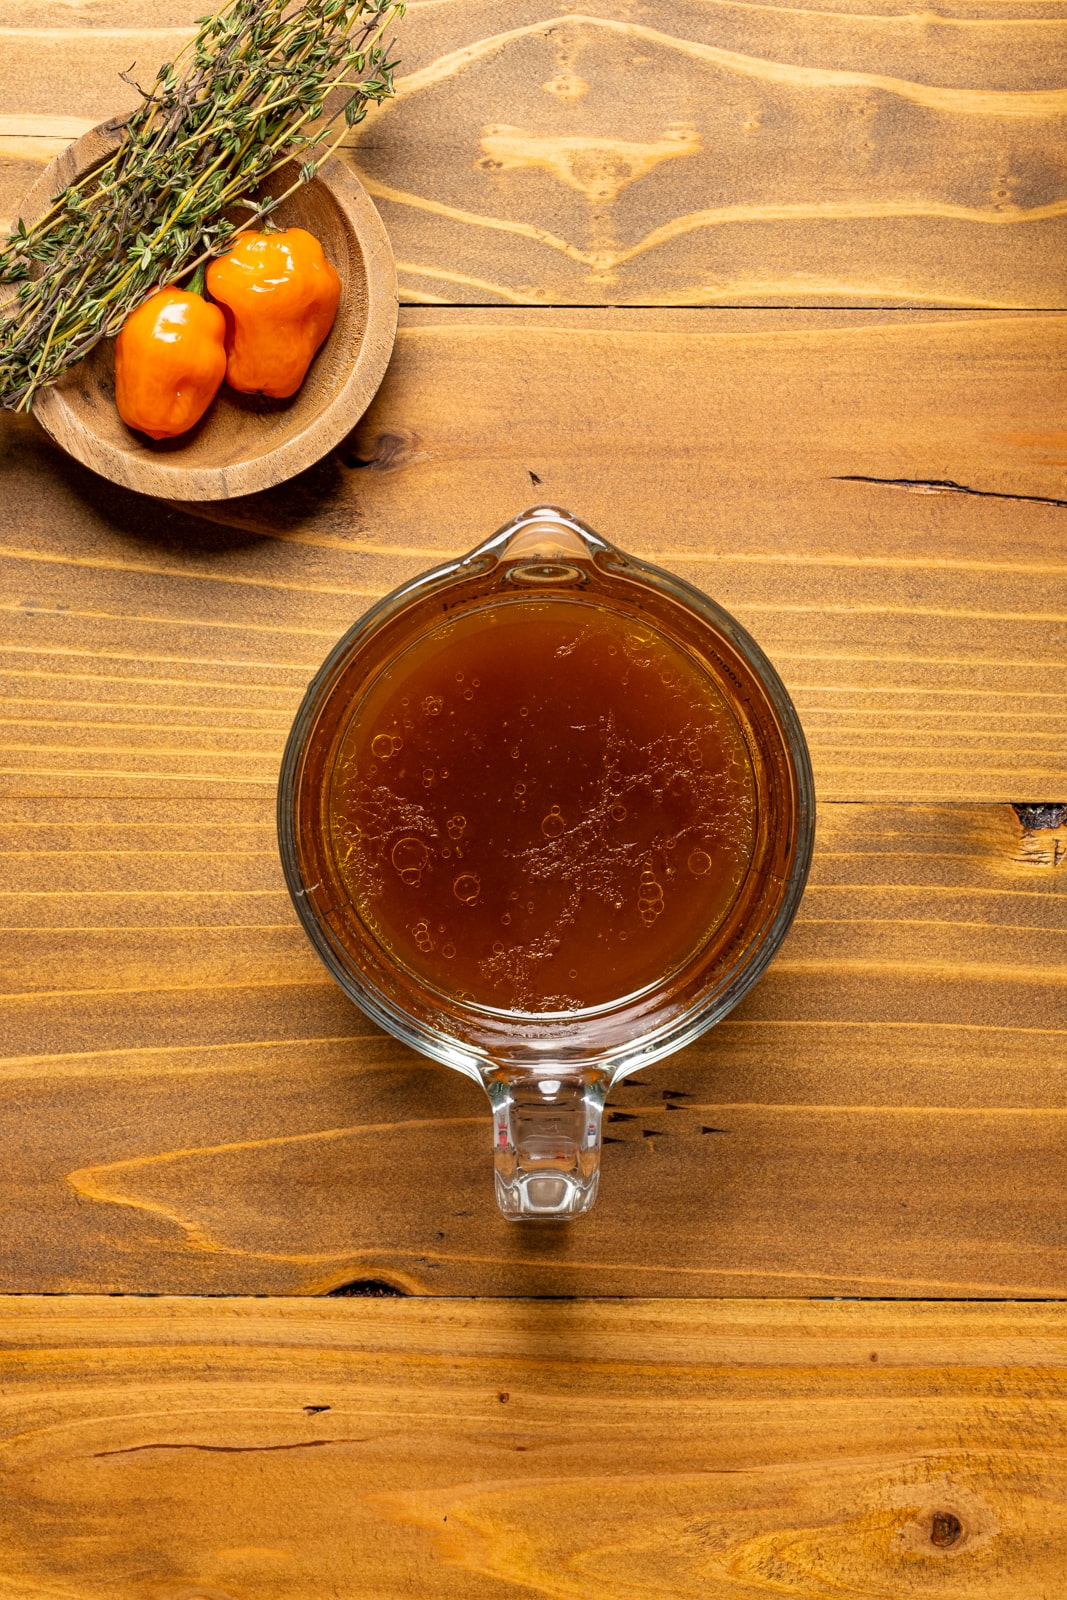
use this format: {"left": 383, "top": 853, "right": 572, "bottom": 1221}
{"left": 0, "top": 0, "right": 403, "bottom": 411}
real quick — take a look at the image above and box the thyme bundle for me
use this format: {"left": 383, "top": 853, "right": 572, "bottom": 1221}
{"left": 0, "top": 0, "right": 402, "bottom": 411}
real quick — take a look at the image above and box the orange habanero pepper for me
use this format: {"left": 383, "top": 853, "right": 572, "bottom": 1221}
{"left": 206, "top": 227, "right": 341, "bottom": 399}
{"left": 114, "top": 274, "right": 227, "bottom": 439}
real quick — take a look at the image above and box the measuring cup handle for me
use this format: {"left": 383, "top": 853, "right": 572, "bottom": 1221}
{"left": 487, "top": 1071, "right": 607, "bottom": 1219}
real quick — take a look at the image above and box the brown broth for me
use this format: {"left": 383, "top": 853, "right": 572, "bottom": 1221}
{"left": 326, "top": 596, "right": 756, "bottom": 1013}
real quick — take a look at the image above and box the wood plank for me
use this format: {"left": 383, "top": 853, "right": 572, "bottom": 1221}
{"left": 1, "top": 800, "right": 1064, "bottom": 1296}
{"left": 0, "top": 1297, "right": 1065, "bottom": 1598}
{"left": 2, "top": 1, "right": 1066, "bottom": 305}
{"left": 0, "top": 308, "right": 1063, "bottom": 803}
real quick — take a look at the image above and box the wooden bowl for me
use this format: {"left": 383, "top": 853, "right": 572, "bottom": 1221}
{"left": 17, "top": 120, "right": 397, "bottom": 500}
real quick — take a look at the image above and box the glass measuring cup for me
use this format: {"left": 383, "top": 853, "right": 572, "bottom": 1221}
{"left": 277, "top": 507, "right": 814, "bottom": 1219}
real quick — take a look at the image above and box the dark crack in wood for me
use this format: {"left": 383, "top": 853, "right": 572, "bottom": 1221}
{"left": 835, "top": 476, "right": 1067, "bottom": 509}
{"left": 326, "top": 1279, "right": 408, "bottom": 1298}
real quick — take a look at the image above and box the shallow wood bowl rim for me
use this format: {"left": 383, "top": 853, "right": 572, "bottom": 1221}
{"left": 18, "top": 118, "right": 397, "bottom": 501}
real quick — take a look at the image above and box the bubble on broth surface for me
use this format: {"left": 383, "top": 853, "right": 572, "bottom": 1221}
{"left": 453, "top": 872, "right": 481, "bottom": 905}
{"left": 391, "top": 836, "right": 429, "bottom": 887}
{"left": 638, "top": 861, "right": 665, "bottom": 926}
{"left": 541, "top": 807, "right": 565, "bottom": 839}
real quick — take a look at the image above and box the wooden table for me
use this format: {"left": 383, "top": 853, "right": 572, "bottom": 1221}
{"left": 2, "top": 3, "right": 1066, "bottom": 1592}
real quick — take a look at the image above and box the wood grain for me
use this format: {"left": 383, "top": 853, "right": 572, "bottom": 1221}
{"left": 0, "top": 1297, "right": 1065, "bottom": 1598}
{"left": 1, "top": 800, "right": 1064, "bottom": 1296}
{"left": 2, "top": 0, "right": 1066, "bottom": 305}
{"left": 1, "top": 308, "right": 1063, "bottom": 803}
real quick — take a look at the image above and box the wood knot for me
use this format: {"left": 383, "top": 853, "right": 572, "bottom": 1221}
{"left": 345, "top": 430, "right": 423, "bottom": 473}
{"left": 1014, "top": 803, "right": 1067, "bottom": 832}
{"left": 889, "top": 1474, "right": 995, "bottom": 1560}
{"left": 1012, "top": 803, "right": 1067, "bottom": 867}
{"left": 930, "top": 1511, "right": 963, "bottom": 1548}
